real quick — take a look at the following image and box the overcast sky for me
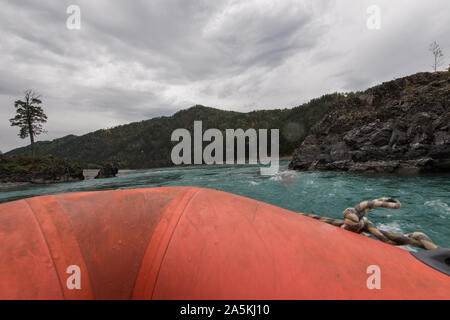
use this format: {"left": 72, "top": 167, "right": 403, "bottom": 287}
{"left": 0, "top": 0, "right": 448, "bottom": 152}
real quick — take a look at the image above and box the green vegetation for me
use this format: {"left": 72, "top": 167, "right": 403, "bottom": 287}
{"left": 5, "top": 93, "right": 350, "bottom": 169}
{"left": 0, "top": 155, "right": 84, "bottom": 183}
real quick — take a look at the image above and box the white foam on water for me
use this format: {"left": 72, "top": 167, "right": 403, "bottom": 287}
{"left": 424, "top": 200, "right": 450, "bottom": 215}
{"left": 377, "top": 221, "right": 403, "bottom": 233}
{"left": 401, "top": 245, "right": 418, "bottom": 253}
{"left": 269, "top": 170, "right": 300, "bottom": 187}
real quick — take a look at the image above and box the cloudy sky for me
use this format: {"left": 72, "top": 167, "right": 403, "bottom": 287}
{"left": 0, "top": 0, "right": 448, "bottom": 152}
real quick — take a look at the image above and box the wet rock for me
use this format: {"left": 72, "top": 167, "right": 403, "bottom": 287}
{"left": 95, "top": 163, "right": 119, "bottom": 179}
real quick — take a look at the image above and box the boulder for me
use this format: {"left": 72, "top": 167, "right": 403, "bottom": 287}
{"left": 95, "top": 163, "right": 119, "bottom": 179}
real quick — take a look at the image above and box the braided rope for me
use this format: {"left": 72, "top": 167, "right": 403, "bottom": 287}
{"left": 303, "top": 198, "right": 438, "bottom": 250}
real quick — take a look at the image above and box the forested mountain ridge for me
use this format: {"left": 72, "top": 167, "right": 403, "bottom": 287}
{"left": 5, "top": 93, "right": 347, "bottom": 169}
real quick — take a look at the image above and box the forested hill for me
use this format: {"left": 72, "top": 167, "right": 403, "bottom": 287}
{"left": 6, "top": 93, "right": 348, "bottom": 169}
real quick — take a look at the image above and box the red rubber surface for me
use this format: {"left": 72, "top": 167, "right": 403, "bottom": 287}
{"left": 0, "top": 187, "right": 449, "bottom": 300}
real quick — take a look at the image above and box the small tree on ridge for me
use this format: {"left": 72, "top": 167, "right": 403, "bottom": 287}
{"left": 429, "top": 41, "right": 444, "bottom": 72}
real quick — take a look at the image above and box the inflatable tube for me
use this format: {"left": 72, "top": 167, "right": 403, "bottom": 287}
{"left": 0, "top": 187, "right": 448, "bottom": 300}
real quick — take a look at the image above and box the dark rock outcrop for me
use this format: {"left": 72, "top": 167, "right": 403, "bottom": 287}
{"left": 289, "top": 72, "right": 450, "bottom": 173}
{"left": 95, "top": 163, "right": 119, "bottom": 179}
{"left": 0, "top": 155, "right": 84, "bottom": 184}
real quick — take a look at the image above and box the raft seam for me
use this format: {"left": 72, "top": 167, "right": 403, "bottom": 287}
{"left": 130, "top": 187, "right": 202, "bottom": 299}
{"left": 127, "top": 190, "right": 167, "bottom": 299}
{"left": 24, "top": 198, "right": 66, "bottom": 299}
{"left": 53, "top": 195, "right": 95, "bottom": 299}
{"left": 150, "top": 188, "right": 202, "bottom": 299}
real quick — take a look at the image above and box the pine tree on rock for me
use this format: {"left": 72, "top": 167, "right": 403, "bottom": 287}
{"left": 10, "top": 90, "right": 48, "bottom": 158}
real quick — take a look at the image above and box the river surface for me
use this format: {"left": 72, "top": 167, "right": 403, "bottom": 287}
{"left": 1, "top": 161, "right": 449, "bottom": 249}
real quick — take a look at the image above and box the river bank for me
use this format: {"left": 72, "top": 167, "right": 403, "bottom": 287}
{"left": 0, "top": 169, "right": 137, "bottom": 190}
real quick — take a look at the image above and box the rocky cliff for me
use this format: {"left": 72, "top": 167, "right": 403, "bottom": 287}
{"left": 289, "top": 72, "right": 450, "bottom": 173}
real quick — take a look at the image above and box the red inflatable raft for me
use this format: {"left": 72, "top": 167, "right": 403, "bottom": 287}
{"left": 0, "top": 187, "right": 449, "bottom": 300}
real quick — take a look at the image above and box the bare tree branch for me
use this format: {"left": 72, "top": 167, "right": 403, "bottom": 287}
{"left": 429, "top": 41, "right": 444, "bottom": 72}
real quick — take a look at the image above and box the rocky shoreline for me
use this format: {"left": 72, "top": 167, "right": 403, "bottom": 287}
{"left": 0, "top": 169, "right": 136, "bottom": 191}
{"left": 0, "top": 155, "right": 85, "bottom": 185}
{"left": 289, "top": 72, "right": 450, "bottom": 174}
{"left": 0, "top": 182, "right": 33, "bottom": 191}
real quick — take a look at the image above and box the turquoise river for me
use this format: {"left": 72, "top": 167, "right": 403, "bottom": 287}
{"left": 1, "top": 161, "right": 449, "bottom": 250}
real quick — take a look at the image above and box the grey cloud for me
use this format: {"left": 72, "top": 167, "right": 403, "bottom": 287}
{"left": 0, "top": 0, "right": 449, "bottom": 152}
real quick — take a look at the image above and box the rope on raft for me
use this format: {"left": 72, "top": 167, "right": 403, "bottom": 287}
{"left": 303, "top": 198, "right": 438, "bottom": 250}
